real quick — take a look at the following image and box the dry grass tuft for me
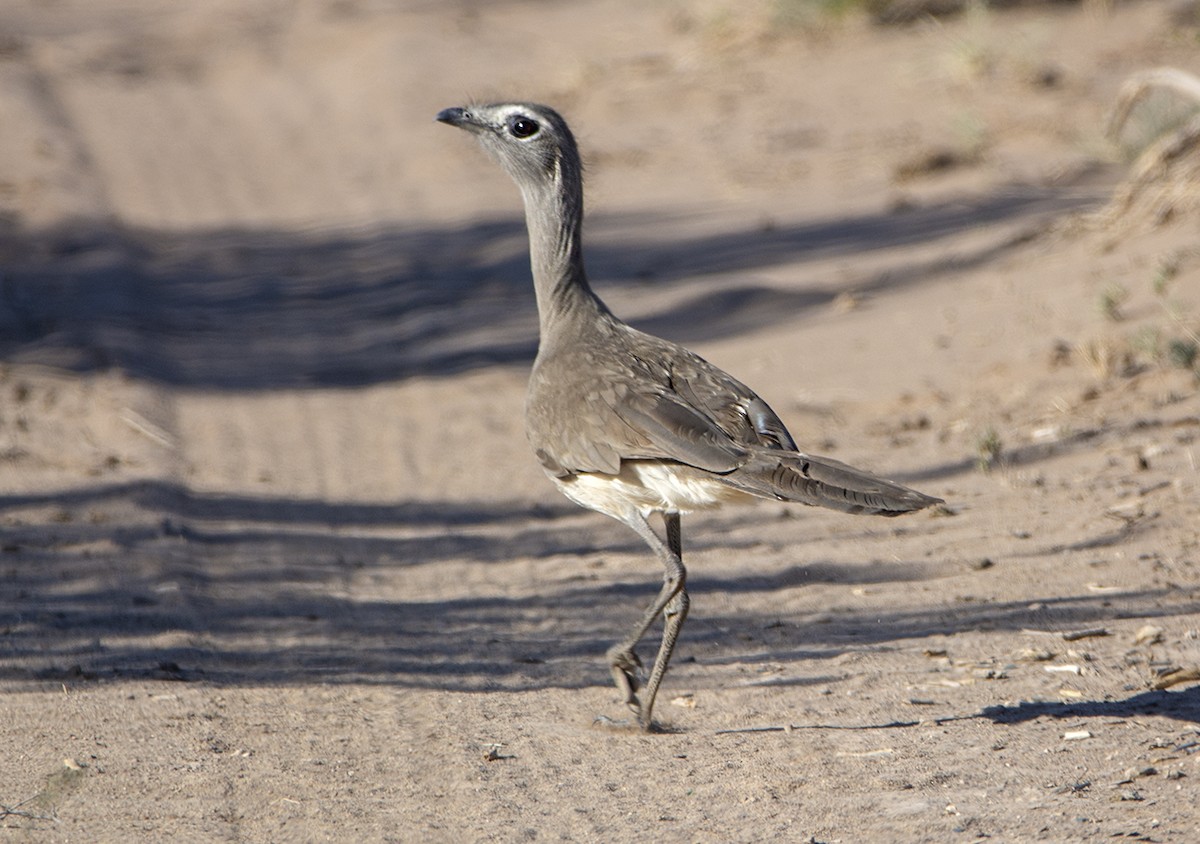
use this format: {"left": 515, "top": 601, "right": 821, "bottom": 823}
{"left": 1095, "top": 68, "right": 1200, "bottom": 233}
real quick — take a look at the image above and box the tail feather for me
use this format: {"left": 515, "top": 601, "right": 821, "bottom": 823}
{"left": 726, "top": 451, "right": 942, "bottom": 516}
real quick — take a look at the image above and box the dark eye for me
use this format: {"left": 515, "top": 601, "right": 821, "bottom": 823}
{"left": 509, "top": 117, "right": 540, "bottom": 138}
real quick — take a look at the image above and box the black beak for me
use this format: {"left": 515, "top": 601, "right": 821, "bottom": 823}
{"left": 436, "top": 107, "right": 472, "bottom": 127}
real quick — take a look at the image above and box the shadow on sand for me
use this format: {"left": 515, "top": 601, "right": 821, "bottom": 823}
{"left": 0, "top": 184, "right": 1099, "bottom": 388}
{"left": 2, "top": 480, "right": 1196, "bottom": 731}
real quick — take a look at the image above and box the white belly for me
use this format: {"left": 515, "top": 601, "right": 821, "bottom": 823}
{"left": 554, "top": 461, "right": 751, "bottom": 519}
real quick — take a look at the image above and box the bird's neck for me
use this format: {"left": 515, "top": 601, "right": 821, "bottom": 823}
{"left": 520, "top": 174, "right": 611, "bottom": 339}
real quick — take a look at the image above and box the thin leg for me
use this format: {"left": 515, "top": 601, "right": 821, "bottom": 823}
{"left": 637, "top": 512, "right": 689, "bottom": 729}
{"left": 604, "top": 509, "right": 688, "bottom": 730}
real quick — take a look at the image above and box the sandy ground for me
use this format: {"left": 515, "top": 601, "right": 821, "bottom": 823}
{"left": 2, "top": 0, "right": 1200, "bottom": 840}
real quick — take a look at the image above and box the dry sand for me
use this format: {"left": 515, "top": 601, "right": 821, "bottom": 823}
{"left": 1, "top": 0, "right": 1199, "bottom": 840}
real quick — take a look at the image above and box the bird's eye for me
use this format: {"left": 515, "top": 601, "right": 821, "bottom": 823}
{"left": 509, "top": 117, "right": 540, "bottom": 139}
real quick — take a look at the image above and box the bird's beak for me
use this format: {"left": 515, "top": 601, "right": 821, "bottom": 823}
{"left": 436, "top": 107, "right": 484, "bottom": 133}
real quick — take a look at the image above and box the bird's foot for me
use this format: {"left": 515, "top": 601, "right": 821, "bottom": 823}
{"left": 591, "top": 714, "right": 640, "bottom": 732}
{"left": 591, "top": 712, "right": 664, "bottom": 734}
{"left": 606, "top": 647, "right": 643, "bottom": 707}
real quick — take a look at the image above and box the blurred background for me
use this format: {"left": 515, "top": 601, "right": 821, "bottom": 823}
{"left": 0, "top": 0, "right": 1197, "bottom": 500}
{"left": 1, "top": 0, "right": 1196, "bottom": 392}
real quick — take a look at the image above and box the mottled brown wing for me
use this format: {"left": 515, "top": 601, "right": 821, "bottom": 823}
{"left": 610, "top": 389, "right": 749, "bottom": 473}
{"left": 526, "top": 366, "right": 749, "bottom": 476}
{"left": 660, "top": 343, "right": 798, "bottom": 452}
{"left": 527, "top": 325, "right": 799, "bottom": 477}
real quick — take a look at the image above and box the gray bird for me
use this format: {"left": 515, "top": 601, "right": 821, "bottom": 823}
{"left": 437, "top": 102, "right": 942, "bottom": 730}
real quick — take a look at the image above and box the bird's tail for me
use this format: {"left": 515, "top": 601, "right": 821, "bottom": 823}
{"left": 724, "top": 450, "right": 942, "bottom": 516}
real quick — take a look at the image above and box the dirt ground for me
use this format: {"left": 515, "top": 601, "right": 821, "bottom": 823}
{"left": 2, "top": 0, "right": 1200, "bottom": 840}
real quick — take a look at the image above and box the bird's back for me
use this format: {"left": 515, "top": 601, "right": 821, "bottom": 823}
{"left": 525, "top": 315, "right": 790, "bottom": 477}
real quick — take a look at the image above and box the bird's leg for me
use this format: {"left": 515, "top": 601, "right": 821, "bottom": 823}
{"left": 636, "top": 511, "right": 689, "bottom": 730}
{"left": 604, "top": 509, "right": 687, "bottom": 730}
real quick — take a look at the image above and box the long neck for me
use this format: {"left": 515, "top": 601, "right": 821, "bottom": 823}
{"left": 519, "top": 164, "right": 611, "bottom": 339}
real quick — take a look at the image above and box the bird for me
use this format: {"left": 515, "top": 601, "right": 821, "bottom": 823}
{"left": 437, "top": 102, "right": 942, "bottom": 730}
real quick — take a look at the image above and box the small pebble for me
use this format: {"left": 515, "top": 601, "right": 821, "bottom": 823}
{"left": 1135, "top": 625, "right": 1165, "bottom": 645}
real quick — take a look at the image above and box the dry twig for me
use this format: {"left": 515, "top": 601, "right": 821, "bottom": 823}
{"left": 0, "top": 796, "right": 55, "bottom": 825}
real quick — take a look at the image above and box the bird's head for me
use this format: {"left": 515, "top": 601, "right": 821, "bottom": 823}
{"left": 436, "top": 102, "right": 580, "bottom": 194}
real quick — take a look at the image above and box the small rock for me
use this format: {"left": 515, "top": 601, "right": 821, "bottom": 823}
{"left": 1045, "top": 664, "right": 1082, "bottom": 675}
{"left": 1122, "top": 765, "right": 1157, "bottom": 781}
{"left": 1016, "top": 647, "right": 1055, "bottom": 662}
{"left": 1135, "top": 625, "right": 1165, "bottom": 645}
{"left": 1029, "top": 64, "right": 1063, "bottom": 89}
